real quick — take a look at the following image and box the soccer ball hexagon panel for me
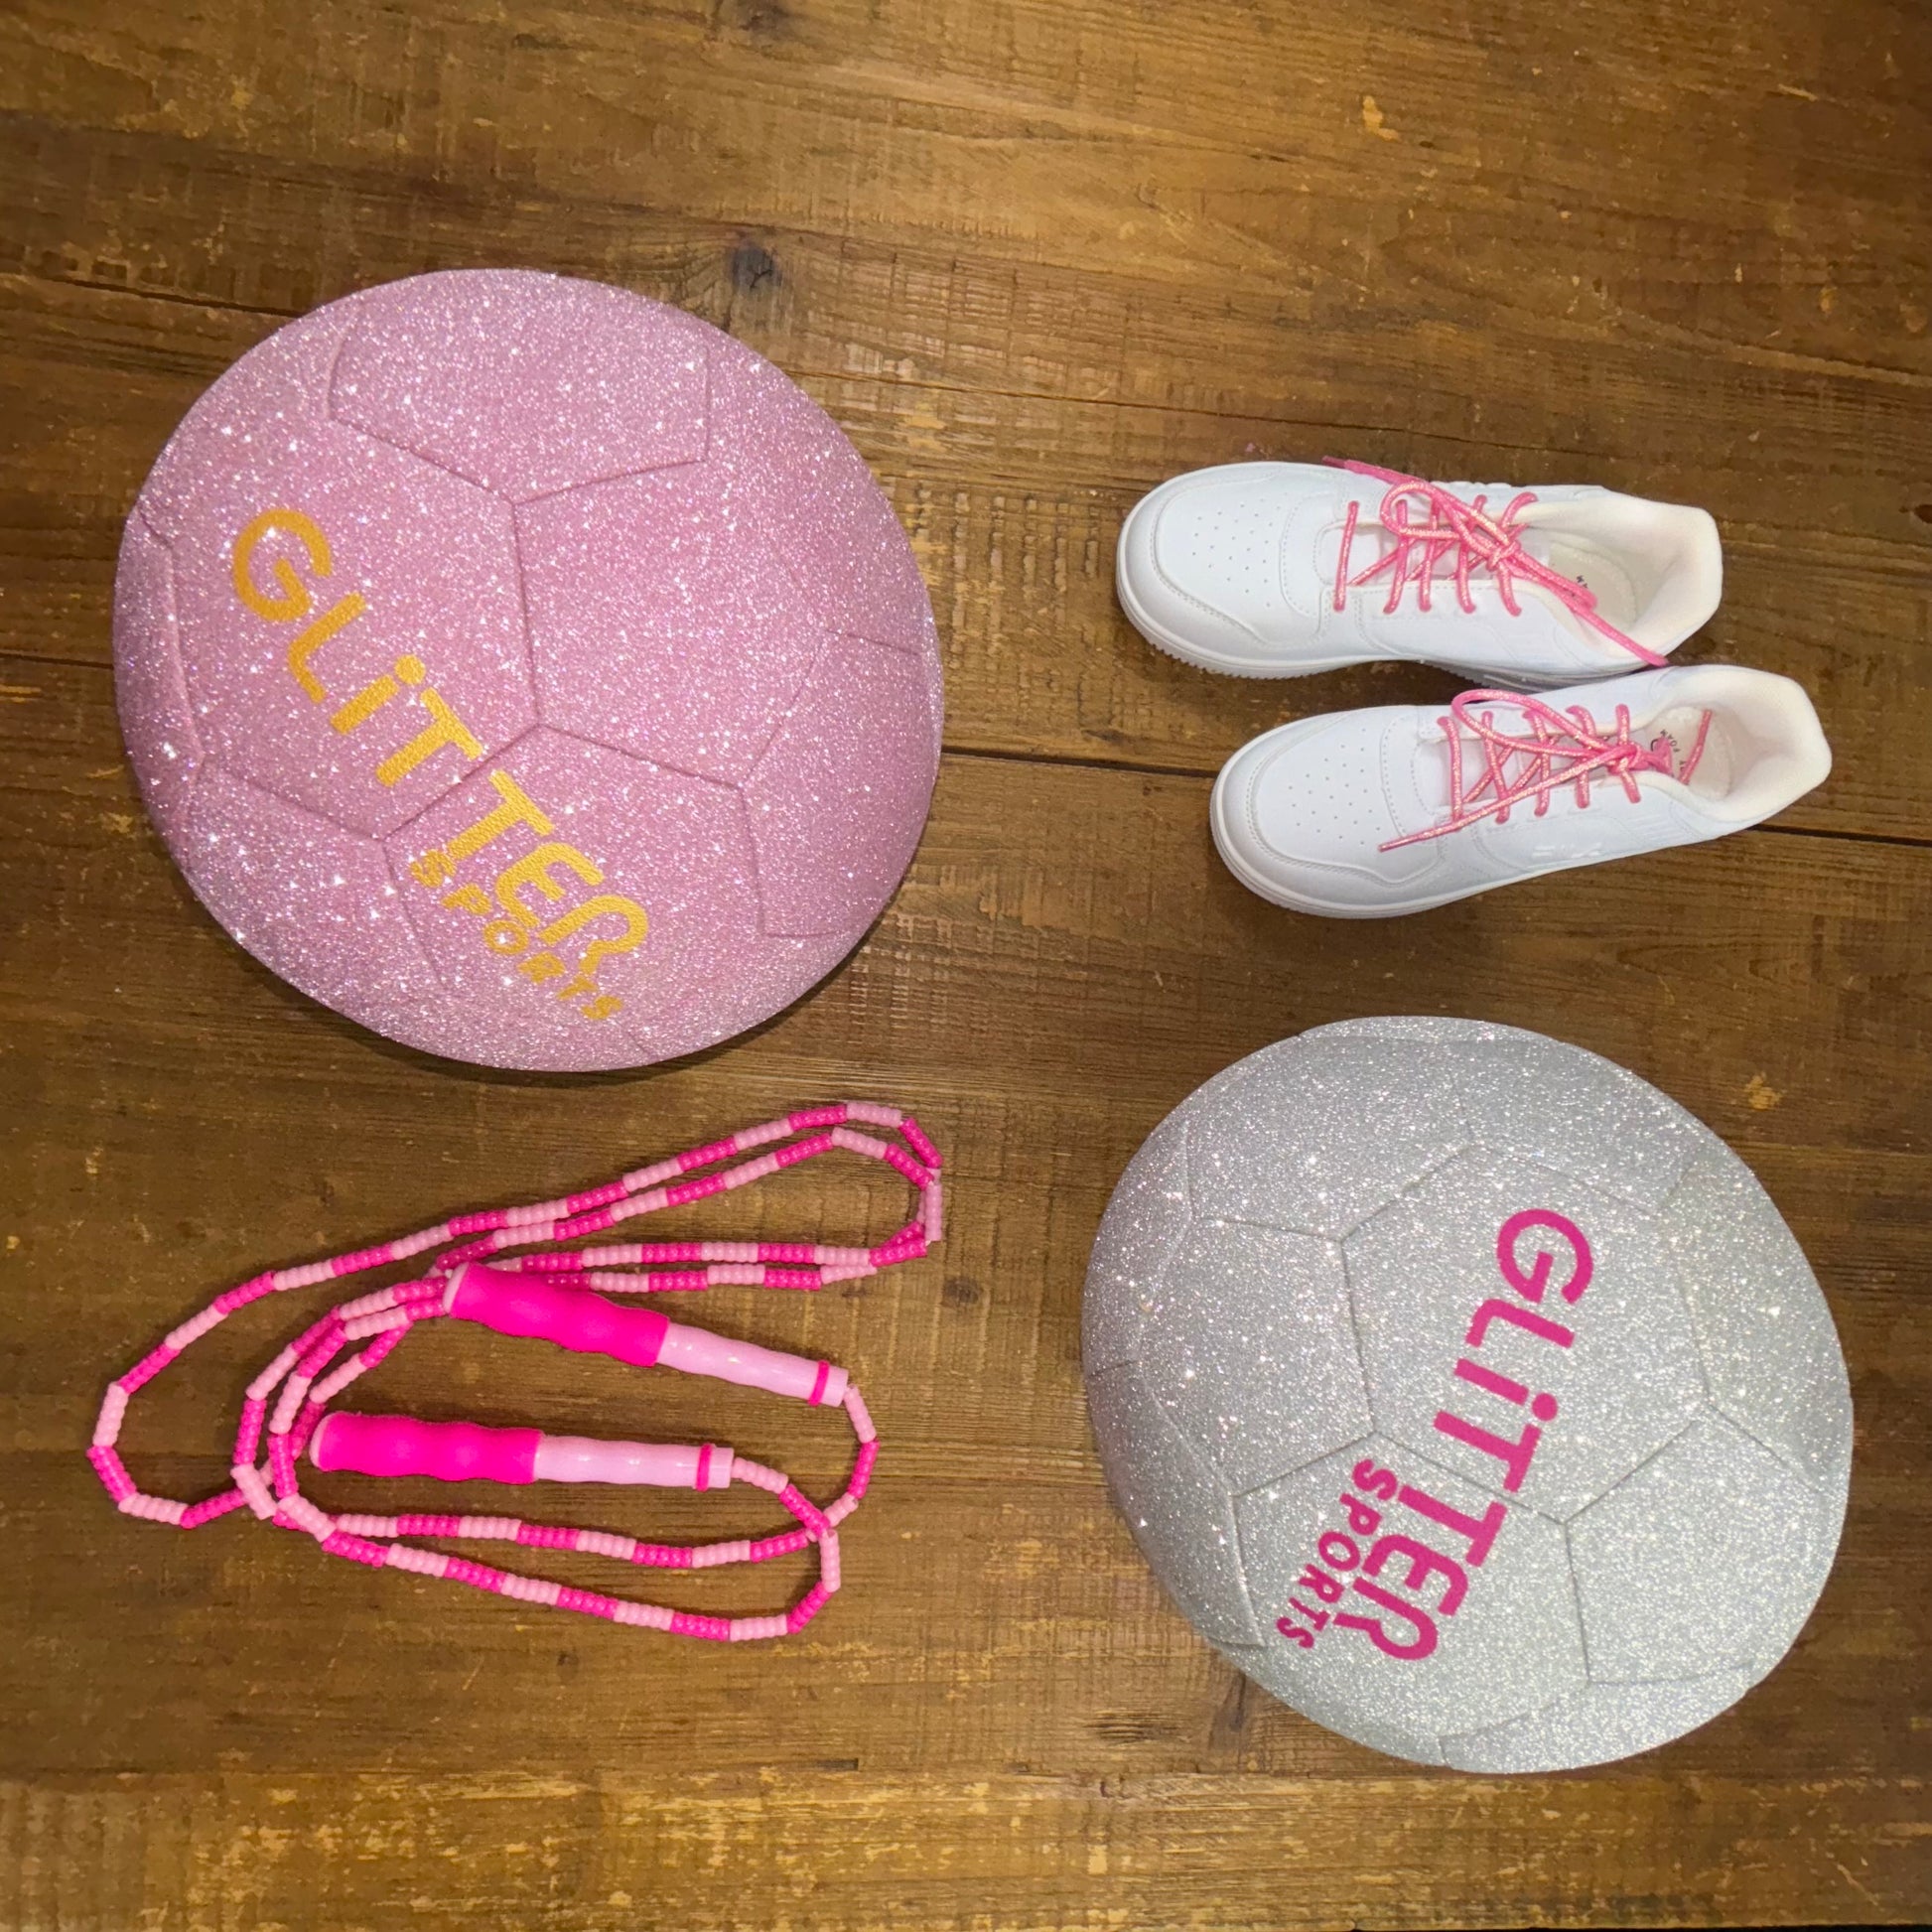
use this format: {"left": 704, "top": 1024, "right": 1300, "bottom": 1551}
{"left": 1081, "top": 1018, "right": 1852, "bottom": 1772}
{"left": 113, "top": 270, "right": 943, "bottom": 1071}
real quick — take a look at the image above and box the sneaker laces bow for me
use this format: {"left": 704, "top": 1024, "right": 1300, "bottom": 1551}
{"left": 1380, "top": 689, "right": 1712, "bottom": 852}
{"left": 1328, "top": 460, "right": 1666, "bottom": 668}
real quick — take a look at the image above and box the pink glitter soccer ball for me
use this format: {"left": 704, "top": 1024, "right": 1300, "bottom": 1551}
{"left": 114, "top": 269, "right": 943, "bottom": 1071}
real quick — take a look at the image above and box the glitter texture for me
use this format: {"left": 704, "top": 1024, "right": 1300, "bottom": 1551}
{"left": 114, "top": 270, "right": 941, "bottom": 1070}
{"left": 1086, "top": 1362, "right": 1261, "bottom": 1648}
{"left": 1144, "top": 1222, "right": 1367, "bottom": 1493}
{"left": 1082, "top": 1018, "right": 1852, "bottom": 1772}
{"left": 1235, "top": 1437, "right": 1587, "bottom": 1760}
{"left": 1349, "top": 1155, "right": 1707, "bottom": 1521}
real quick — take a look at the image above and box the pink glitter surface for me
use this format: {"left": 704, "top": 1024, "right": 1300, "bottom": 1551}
{"left": 332, "top": 272, "right": 711, "bottom": 499}
{"left": 517, "top": 466, "right": 835, "bottom": 783}
{"left": 744, "top": 635, "right": 941, "bottom": 938}
{"left": 114, "top": 270, "right": 942, "bottom": 1070}
{"left": 112, "top": 516, "right": 199, "bottom": 847}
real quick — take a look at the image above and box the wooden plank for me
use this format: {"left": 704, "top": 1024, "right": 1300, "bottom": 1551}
{"left": 3, "top": 0, "right": 1927, "bottom": 338}
{"left": 1, "top": 662, "right": 1925, "bottom": 1801}
{"left": 5, "top": 1766, "right": 1929, "bottom": 1931}
{"left": 3, "top": 266, "right": 1930, "bottom": 840}
{"left": 4, "top": 0, "right": 1930, "bottom": 1923}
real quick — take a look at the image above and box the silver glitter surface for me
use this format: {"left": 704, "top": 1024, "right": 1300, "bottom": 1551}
{"left": 1665, "top": 1146, "right": 1854, "bottom": 1503}
{"left": 1144, "top": 1221, "right": 1368, "bottom": 1494}
{"left": 1081, "top": 1019, "right": 1852, "bottom": 1771}
{"left": 1443, "top": 1665, "right": 1755, "bottom": 1773}
{"left": 1082, "top": 1116, "right": 1190, "bottom": 1375}
{"left": 113, "top": 270, "right": 941, "bottom": 1071}
{"left": 1568, "top": 1412, "right": 1837, "bottom": 1682}
{"left": 1347, "top": 1154, "right": 1706, "bottom": 1521}
{"left": 1087, "top": 1362, "right": 1261, "bottom": 1648}
{"left": 1232, "top": 1436, "right": 1587, "bottom": 1760}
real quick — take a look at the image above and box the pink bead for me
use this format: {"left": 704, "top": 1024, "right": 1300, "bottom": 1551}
{"left": 575, "top": 1530, "right": 637, "bottom": 1561}
{"left": 775, "top": 1131, "right": 835, "bottom": 1169}
{"left": 880, "top": 1146, "right": 929, "bottom": 1189}
{"left": 93, "top": 1385, "right": 129, "bottom": 1448}
{"left": 447, "top": 1209, "right": 510, "bottom": 1236}
{"left": 765, "top": 1267, "right": 822, "bottom": 1292}
{"left": 386, "top": 1546, "right": 451, "bottom": 1578}
{"left": 611, "top": 1600, "right": 675, "bottom": 1631}
{"left": 621, "top": 1155, "right": 685, "bottom": 1189}
{"left": 119, "top": 1345, "right": 178, "bottom": 1395}
{"left": 87, "top": 1445, "right": 136, "bottom": 1500}
{"left": 444, "top": 1556, "right": 506, "bottom": 1592}
{"left": 669, "top": 1610, "right": 732, "bottom": 1641}
{"left": 181, "top": 1491, "right": 249, "bottom": 1530}
{"left": 232, "top": 1463, "right": 275, "bottom": 1518}
{"left": 779, "top": 1483, "right": 830, "bottom": 1539}
{"left": 898, "top": 1114, "right": 942, "bottom": 1171}
{"left": 396, "top": 1513, "right": 464, "bottom": 1538}
{"left": 91, "top": 1102, "right": 943, "bottom": 1644}
{"left": 123, "top": 1494, "right": 187, "bottom": 1526}
{"left": 785, "top": 1585, "right": 829, "bottom": 1633}
{"left": 212, "top": 1274, "right": 276, "bottom": 1314}
{"left": 663, "top": 1173, "right": 726, "bottom": 1208}
{"left": 455, "top": 1516, "right": 522, "bottom": 1540}
{"left": 321, "top": 1530, "right": 389, "bottom": 1568}
{"left": 730, "top": 1613, "right": 790, "bottom": 1641}
{"left": 750, "top": 1530, "right": 812, "bottom": 1562}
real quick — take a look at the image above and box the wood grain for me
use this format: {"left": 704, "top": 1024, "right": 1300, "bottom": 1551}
{"left": 2, "top": 0, "right": 1928, "bottom": 1925}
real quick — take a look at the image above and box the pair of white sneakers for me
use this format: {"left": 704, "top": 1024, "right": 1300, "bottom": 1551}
{"left": 1115, "top": 460, "right": 1831, "bottom": 917}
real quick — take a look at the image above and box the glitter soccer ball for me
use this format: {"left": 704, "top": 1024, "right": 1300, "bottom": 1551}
{"left": 1083, "top": 1019, "right": 1852, "bottom": 1772}
{"left": 114, "top": 270, "right": 942, "bottom": 1071}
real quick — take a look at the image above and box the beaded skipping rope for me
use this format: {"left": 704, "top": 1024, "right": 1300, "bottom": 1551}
{"left": 88, "top": 1102, "right": 943, "bottom": 1643}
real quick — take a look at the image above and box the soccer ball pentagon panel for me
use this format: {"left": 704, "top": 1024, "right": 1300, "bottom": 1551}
{"left": 114, "top": 269, "right": 943, "bottom": 1071}
{"left": 1082, "top": 1018, "right": 1852, "bottom": 1772}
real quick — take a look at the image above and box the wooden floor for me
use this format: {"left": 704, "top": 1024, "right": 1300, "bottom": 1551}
{"left": 3, "top": 2, "right": 1929, "bottom": 1926}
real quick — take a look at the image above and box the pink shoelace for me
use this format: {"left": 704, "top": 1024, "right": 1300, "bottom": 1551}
{"left": 1379, "top": 690, "right": 1713, "bottom": 852}
{"left": 88, "top": 1102, "right": 943, "bottom": 1643}
{"left": 1328, "top": 460, "right": 1666, "bottom": 668}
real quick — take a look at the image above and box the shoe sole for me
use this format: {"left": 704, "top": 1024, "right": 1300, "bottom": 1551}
{"left": 1207, "top": 761, "right": 1495, "bottom": 919}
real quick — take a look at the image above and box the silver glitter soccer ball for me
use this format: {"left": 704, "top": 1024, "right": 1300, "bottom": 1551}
{"left": 1082, "top": 1018, "right": 1852, "bottom": 1772}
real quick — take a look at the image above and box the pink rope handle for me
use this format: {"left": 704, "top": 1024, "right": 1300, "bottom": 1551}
{"left": 1325, "top": 459, "right": 1668, "bottom": 668}
{"left": 88, "top": 1102, "right": 944, "bottom": 1642}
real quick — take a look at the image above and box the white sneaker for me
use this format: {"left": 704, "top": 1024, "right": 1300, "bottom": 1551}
{"left": 1118, "top": 460, "right": 1723, "bottom": 686}
{"left": 1210, "top": 666, "right": 1830, "bottom": 918}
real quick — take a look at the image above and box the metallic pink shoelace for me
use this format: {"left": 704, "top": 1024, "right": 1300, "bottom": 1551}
{"left": 1328, "top": 460, "right": 1666, "bottom": 668}
{"left": 1379, "top": 690, "right": 1713, "bottom": 852}
{"left": 88, "top": 1103, "right": 943, "bottom": 1642}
